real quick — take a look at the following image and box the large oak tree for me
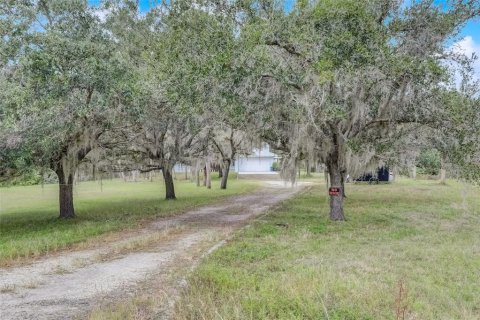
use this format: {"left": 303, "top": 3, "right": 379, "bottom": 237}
{"left": 1, "top": 0, "right": 133, "bottom": 218}
{"left": 230, "top": 0, "right": 480, "bottom": 220}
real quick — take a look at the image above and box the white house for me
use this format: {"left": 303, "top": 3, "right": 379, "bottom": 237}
{"left": 173, "top": 144, "right": 280, "bottom": 174}
{"left": 234, "top": 144, "right": 280, "bottom": 174}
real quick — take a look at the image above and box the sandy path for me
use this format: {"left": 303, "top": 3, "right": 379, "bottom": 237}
{"left": 0, "top": 181, "right": 308, "bottom": 320}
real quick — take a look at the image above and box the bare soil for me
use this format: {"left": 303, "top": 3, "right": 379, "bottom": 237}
{"left": 0, "top": 181, "right": 308, "bottom": 320}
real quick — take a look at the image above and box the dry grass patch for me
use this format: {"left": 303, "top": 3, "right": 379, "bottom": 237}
{"left": 93, "top": 225, "right": 186, "bottom": 263}
{"left": 0, "top": 283, "right": 16, "bottom": 293}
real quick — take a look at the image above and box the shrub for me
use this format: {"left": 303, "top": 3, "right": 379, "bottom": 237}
{"left": 416, "top": 149, "right": 441, "bottom": 175}
{"left": 271, "top": 161, "right": 280, "bottom": 171}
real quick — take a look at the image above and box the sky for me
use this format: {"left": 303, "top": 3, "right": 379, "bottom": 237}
{"left": 87, "top": 0, "right": 480, "bottom": 78}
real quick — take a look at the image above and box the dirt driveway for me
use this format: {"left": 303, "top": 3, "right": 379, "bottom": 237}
{"left": 0, "top": 181, "right": 309, "bottom": 320}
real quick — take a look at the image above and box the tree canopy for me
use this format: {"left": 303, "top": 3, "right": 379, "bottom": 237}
{"left": 1, "top": 0, "right": 479, "bottom": 220}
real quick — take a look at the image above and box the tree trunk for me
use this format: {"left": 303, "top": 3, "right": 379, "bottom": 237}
{"left": 440, "top": 158, "right": 446, "bottom": 184}
{"left": 326, "top": 143, "right": 346, "bottom": 221}
{"left": 196, "top": 168, "right": 200, "bottom": 186}
{"left": 218, "top": 165, "right": 223, "bottom": 178}
{"left": 327, "top": 165, "right": 345, "bottom": 221}
{"left": 190, "top": 165, "right": 195, "bottom": 182}
{"left": 220, "top": 159, "right": 231, "bottom": 189}
{"left": 306, "top": 160, "right": 312, "bottom": 177}
{"left": 195, "top": 161, "right": 200, "bottom": 186}
{"left": 57, "top": 168, "right": 75, "bottom": 219}
{"left": 439, "top": 169, "right": 446, "bottom": 184}
{"left": 411, "top": 165, "right": 417, "bottom": 180}
{"left": 203, "top": 165, "right": 207, "bottom": 187}
{"left": 206, "top": 160, "right": 212, "bottom": 189}
{"left": 162, "top": 166, "right": 176, "bottom": 200}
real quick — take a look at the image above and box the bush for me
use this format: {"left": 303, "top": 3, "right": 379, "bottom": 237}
{"left": 271, "top": 161, "right": 280, "bottom": 171}
{"left": 416, "top": 149, "right": 441, "bottom": 175}
{"left": 0, "top": 168, "right": 42, "bottom": 187}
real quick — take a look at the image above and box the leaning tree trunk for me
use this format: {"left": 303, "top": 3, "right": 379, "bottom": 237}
{"left": 56, "top": 167, "right": 75, "bottom": 219}
{"left": 326, "top": 142, "right": 346, "bottom": 221}
{"left": 218, "top": 164, "right": 223, "bottom": 178}
{"left": 220, "top": 159, "right": 231, "bottom": 189}
{"left": 162, "top": 166, "right": 176, "bottom": 200}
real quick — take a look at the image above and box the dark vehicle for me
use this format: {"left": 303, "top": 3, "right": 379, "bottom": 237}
{"left": 354, "top": 167, "right": 390, "bottom": 183}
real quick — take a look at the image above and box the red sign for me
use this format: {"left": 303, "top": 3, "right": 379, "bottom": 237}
{"left": 329, "top": 187, "right": 341, "bottom": 196}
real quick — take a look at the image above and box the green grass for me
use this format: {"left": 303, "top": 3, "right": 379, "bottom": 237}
{"left": 175, "top": 178, "right": 480, "bottom": 320}
{"left": 0, "top": 176, "right": 258, "bottom": 264}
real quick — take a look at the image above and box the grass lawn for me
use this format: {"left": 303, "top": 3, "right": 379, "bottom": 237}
{"left": 0, "top": 176, "right": 258, "bottom": 265}
{"left": 175, "top": 178, "right": 480, "bottom": 320}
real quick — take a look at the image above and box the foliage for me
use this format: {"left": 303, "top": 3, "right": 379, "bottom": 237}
{"left": 416, "top": 149, "right": 441, "bottom": 175}
{"left": 271, "top": 161, "right": 280, "bottom": 172}
{"left": 0, "top": 168, "right": 41, "bottom": 187}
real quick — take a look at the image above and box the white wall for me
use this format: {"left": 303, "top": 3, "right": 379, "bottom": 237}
{"left": 173, "top": 163, "right": 190, "bottom": 173}
{"left": 236, "top": 157, "right": 275, "bottom": 172}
